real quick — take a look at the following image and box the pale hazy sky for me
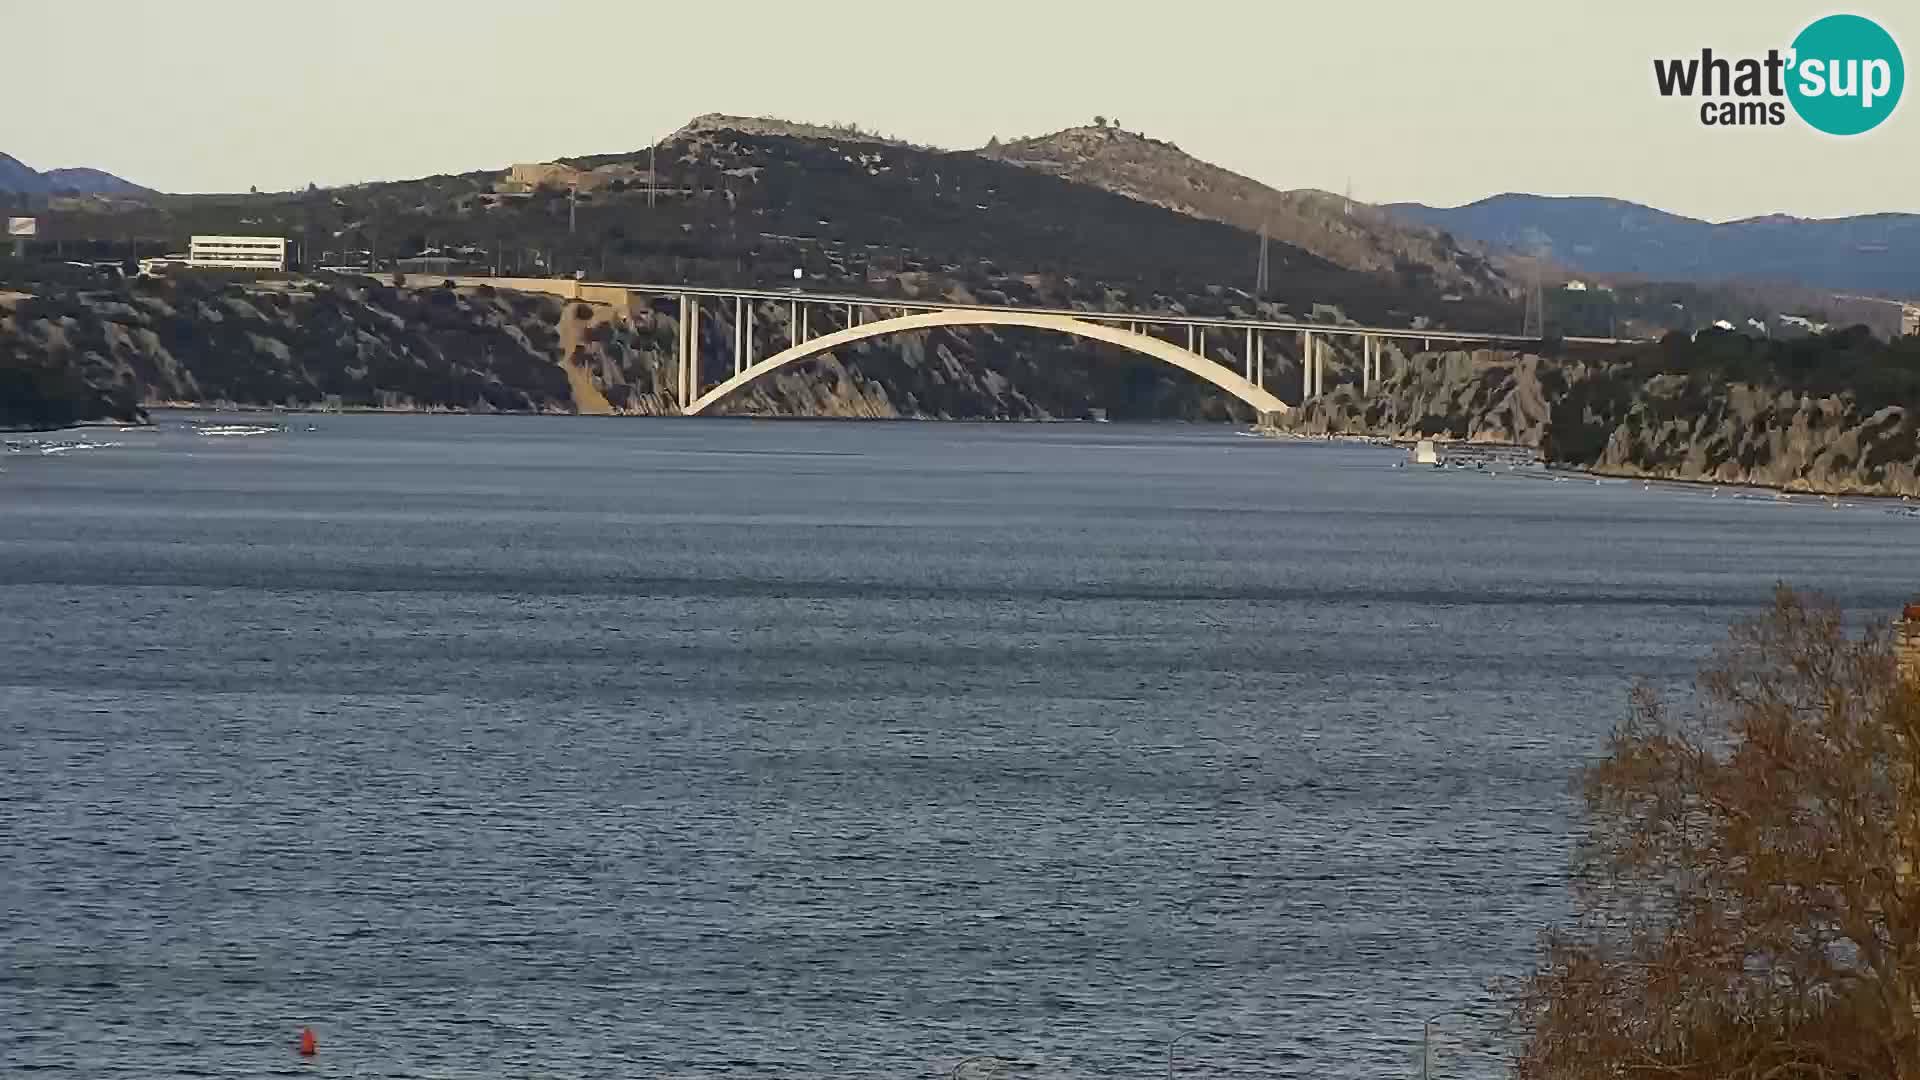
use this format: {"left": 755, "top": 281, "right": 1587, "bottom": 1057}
{"left": 5, "top": 0, "right": 1913, "bottom": 221}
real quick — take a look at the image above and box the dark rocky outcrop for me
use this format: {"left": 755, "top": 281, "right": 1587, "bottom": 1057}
{"left": 1286, "top": 331, "right": 1920, "bottom": 496}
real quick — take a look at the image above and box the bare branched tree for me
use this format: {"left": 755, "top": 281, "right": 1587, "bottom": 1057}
{"left": 1511, "top": 587, "right": 1920, "bottom": 1080}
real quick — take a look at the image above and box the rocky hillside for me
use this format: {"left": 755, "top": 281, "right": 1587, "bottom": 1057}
{"left": 669, "top": 112, "right": 920, "bottom": 148}
{"left": 986, "top": 125, "right": 1509, "bottom": 298}
{"left": 0, "top": 353, "right": 144, "bottom": 431}
{"left": 1286, "top": 329, "right": 1920, "bottom": 496}
{"left": 26, "top": 114, "right": 1519, "bottom": 335}
{"left": 1, "top": 273, "right": 648, "bottom": 416}
{"left": 0, "top": 270, "right": 1258, "bottom": 422}
{"left": 1283, "top": 347, "right": 1575, "bottom": 446}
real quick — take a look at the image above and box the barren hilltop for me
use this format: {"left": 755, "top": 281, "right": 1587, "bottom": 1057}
{"left": 985, "top": 124, "right": 1507, "bottom": 298}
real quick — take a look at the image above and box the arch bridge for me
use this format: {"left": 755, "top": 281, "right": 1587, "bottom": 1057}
{"left": 422, "top": 277, "right": 1634, "bottom": 419}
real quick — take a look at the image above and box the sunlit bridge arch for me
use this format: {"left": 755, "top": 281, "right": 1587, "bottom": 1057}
{"left": 683, "top": 308, "right": 1292, "bottom": 418}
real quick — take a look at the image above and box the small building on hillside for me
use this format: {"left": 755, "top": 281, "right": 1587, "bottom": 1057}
{"left": 188, "top": 235, "right": 287, "bottom": 271}
{"left": 1563, "top": 279, "right": 1589, "bottom": 291}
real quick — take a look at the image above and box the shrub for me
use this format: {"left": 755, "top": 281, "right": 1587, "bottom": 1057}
{"left": 1510, "top": 589, "right": 1920, "bottom": 1080}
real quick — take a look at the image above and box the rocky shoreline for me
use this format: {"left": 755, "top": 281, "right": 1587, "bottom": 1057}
{"left": 1281, "top": 343, "right": 1920, "bottom": 498}
{"left": 0, "top": 274, "right": 1252, "bottom": 424}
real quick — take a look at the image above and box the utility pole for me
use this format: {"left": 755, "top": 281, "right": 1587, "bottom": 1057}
{"left": 648, "top": 144, "right": 657, "bottom": 210}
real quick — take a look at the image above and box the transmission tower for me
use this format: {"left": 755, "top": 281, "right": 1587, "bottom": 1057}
{"left": 1255, "top": 221, "right": 1269, "bottom": 299}
{"left": 1519, "top": 254, "right": 1551, "bottom": 337}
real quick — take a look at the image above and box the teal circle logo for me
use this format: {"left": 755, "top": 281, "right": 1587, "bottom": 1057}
{"left": 1788, "top": 14, "right": 1904, "bottom": 135}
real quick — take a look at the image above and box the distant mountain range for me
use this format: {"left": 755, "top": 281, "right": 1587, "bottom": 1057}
{"left": 0, "top": 153, "right": 151, "bottom": 197}
{"left": 1386, "top": 194, "right": 1920, "bottom": 298}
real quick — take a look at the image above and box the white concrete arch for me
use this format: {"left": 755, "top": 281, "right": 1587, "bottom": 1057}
{"left": 683, "top": 308, "right": 1291, "bottom": 417}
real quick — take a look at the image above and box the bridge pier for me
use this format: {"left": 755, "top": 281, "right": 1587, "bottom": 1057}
{"left": 679, "top": 294, "right": 701, "bottom": 412}
{"left": 1299, "top": 329, "right": 1315, "bottom": 401}
{"left": 594, "top": 280, "right": 1589, "bottom": 417}
{"left": 733, "top": 297, "right": 746, "bottom": 377}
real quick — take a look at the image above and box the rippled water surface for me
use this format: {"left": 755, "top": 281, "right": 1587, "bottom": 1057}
{"left": 5, "top": 415, "right": 1917, "bottom": 1078}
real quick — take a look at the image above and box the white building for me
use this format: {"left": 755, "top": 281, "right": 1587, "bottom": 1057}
{"left": 1563, "top": 279, "right": 1589, "bottom": 291}
{"left": 188, "top": 235, "right": 288, "bottom": 271}
{"left": 1903, "top": 303, "right": 1919, "bottom": 337}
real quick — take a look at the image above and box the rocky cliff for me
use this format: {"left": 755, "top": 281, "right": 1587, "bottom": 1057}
{"left": 1282, "top": 347, "right": 1571, "bottom": 445}
{"left": 1559, "top": 375, "right": 1919, "bottom": 496}
{"left": 1285, "top": 332, "right": 1920, "bottom": 496}
{"left": 0, "top": 273, "right": 1254, "bottom": 423}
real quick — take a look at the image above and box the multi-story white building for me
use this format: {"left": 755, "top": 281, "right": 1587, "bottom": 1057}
{"left": 188, "top": 235, "right": 287, "bottom": 271}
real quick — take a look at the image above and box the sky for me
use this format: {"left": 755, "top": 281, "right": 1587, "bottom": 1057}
{"left": 4, "top": 0, "right": 1915, "bottom": 221}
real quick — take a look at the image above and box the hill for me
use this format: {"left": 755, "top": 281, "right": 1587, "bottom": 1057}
{"left": 6, "top": 113, "right": 1563, "bottom": 426}
{"left": 0, "top": 153, "right": 152, "bottom": 197}
{"left": 986, "top": 124, "right": 1508, "bottom": 299}
{"left": 1285, "top": 329, "right": 1920, "bottom": 496}
{"left": 28, "top": 115, "right": 1522, "bottom": 334}
{"left": 1386, "top": 194, "right": 1920, "bottom": 298}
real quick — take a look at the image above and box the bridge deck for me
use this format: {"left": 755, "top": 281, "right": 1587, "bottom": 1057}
{"left": 428, "top": 275, "right": 1637, "bottom": 347}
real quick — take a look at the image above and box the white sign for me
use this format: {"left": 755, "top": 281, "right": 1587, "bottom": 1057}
{"left": 6, "top": 217, "right": 36, "bottom": 237}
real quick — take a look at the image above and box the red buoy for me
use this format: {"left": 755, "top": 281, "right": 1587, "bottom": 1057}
{"left": 298, "top": 1028, "right": 318, "bottom": 1057}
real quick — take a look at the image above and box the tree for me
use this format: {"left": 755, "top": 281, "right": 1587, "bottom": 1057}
{"left": 1512, "top": 587, "right": 1920, "bottom": 1080}
{"left": 1093, "top": 115, "right": 1107, "bottom": 128}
